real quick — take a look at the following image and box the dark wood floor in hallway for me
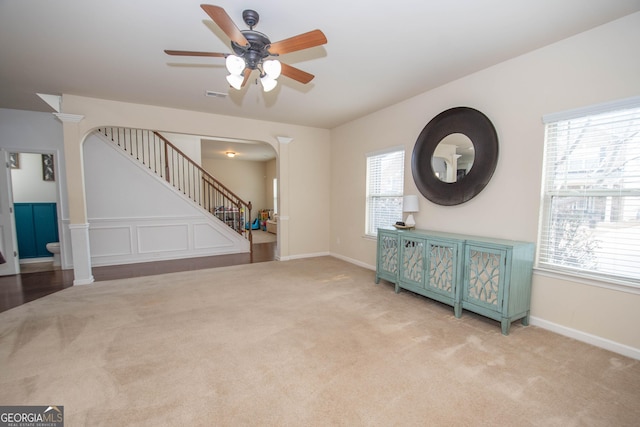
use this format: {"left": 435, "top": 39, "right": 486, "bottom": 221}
{"left": 0, "top": 242, "right": 276, "bottom": 314}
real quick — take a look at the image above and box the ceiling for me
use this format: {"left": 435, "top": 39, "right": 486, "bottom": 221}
{"left": 2, "top": 1, "right": 639, "bottom": 158}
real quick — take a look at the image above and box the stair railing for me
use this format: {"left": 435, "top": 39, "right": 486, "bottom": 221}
{"left": 96, "top": 127, "right": 252, "bottom": 243}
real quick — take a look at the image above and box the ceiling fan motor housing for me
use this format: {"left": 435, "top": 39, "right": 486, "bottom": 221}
{"left": 232, "top": 30, "right": 272, "bottom": 70}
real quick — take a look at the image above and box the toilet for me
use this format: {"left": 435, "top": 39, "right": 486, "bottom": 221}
{"left": 46, "top": 242, "right": 61, "bottom": 267}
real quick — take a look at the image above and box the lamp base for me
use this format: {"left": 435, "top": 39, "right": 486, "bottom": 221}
{"left": 405, "top": 214, "right": 416, "bottom": 227}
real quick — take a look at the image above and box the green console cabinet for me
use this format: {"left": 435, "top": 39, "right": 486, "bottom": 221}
{"left": 375, "top": 229, "right": 400, "bottom": 284}
{"left": 462, "top": 238, "right": 535, "bottom": 335}
{"left": 397, "top": 231, "right": 464, "bottom": 317}
{"left": 375, "top": 227, "right": 534, "bottom": 335}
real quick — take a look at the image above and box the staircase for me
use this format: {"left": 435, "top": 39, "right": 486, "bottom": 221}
{"left": 96, "top": 127, "right": 253, "bottom": 244}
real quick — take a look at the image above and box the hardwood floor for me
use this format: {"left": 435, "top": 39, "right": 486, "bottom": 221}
{"left": 0, "top": 242, "right": 276, "bottom": 314}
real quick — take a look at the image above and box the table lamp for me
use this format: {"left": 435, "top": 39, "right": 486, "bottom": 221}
{"left": 403, "top": 195, "right": 419, "bottom": 227}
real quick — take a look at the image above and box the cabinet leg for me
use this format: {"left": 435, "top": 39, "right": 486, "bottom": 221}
{"left": 394, "top": 283, "right": 400, "bottom": 294}
{"left": 501, "top": 319, "right": 511, "bottom": 336}
{"left": 521, "top": 312, "right": 530, "bottom": 326}
{"left": 375, "top": 276, "right": 380, "bottom": 284}
{"left": 454, "top": 303, "right": 462, "bottom": 319}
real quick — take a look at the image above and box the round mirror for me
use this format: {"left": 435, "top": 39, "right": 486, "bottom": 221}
{"left": 412, "top": 107, "right": 498, "bottom": 206}
{"left": 431, "top": 133, "right": 474, "bottom": 183}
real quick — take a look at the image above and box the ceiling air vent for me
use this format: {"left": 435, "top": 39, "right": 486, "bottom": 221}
{"left": 205, "top": 90, "right": 227, "bottom": 98}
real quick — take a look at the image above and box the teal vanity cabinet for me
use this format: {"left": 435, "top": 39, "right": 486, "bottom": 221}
{"left": 462, "top": 238, "right": 535, "bottom": 335}
{"left": 375, "top": 229, "right": 399, "bottom": 284}
{"left": 375, "top": 228, "right": 534, "bottom": 335}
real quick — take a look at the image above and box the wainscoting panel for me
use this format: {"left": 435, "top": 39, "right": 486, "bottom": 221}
{"left": 89, "top": 226, "right": 133, "bottom": 257}
{"left": 137, "top": 224, "right": 189, "bottom": 253}
{"left": 193, "top": 222, "right": 235, "bottom": 249}
{"left": 87, "top": 216, "right": 249, "bottom": 267}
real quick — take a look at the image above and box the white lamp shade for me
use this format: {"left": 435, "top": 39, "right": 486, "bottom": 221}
{"left": 263, "top": 59, "right": 282, "bottom": 79}
{"left": 260, "top": 74, "right": 277, "bottom": 92}
{"left": 403, "top": 195, "right": 420, "bottom": 213}
{"left": 226, "top": 74, "right": 244, "bottom": 90}
{"left": 225, "top": 55, "right": 245, "bottom": 75}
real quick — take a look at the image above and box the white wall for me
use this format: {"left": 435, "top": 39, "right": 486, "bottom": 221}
{"left": 0, "top": 109, "right": 67, "bottom": 216}
{"left": 202, "top": 157, "right": 268, "bottom": 212}
{"left": 0, "top": 109, "right": 69, "bottom": 268}
{"left": 61, "top": 95, "right": 331, "bottom": 260}
{"left": 83, "top": 133, "right": 249, "bottom": 266}
{"left": 10, "top": 153, "right": 57, "bottom": 202}
{"left": 159, "top": 132, "right": 202, "bottom": 165}
{"left": 330, "top": 12, "right": 640, "bottom": 355}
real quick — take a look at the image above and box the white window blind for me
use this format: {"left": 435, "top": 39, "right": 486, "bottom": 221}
{"left": 366, "top": 148, "right": 405, "bottom": 236}
{"left": 538, "top": 97, "right": 640, "bottom": 285}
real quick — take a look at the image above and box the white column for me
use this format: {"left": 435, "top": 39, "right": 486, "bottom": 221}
{"left": 276, "top": 136, "right": 292, "bottom": 260}
{"left": 54, "top": 113, "right": 94, "bottom": 284}
{"left": 69, "top": 223, "right": 94, "bottom": 285}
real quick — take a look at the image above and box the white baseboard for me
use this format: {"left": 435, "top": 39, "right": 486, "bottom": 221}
{"left": 279, "top": 251, "right": 330, "bottom": 261}
{"left": 529, "top": 316, "right": 640, "bottom": 360}
{"left": 330, "top": 252, "right": 375, "bottom": 271}
{"left": 73, "top": 276, "right": 95, "bottom": 286}
{"left": 20, "top": 257, "right": 53, "bottom": 264}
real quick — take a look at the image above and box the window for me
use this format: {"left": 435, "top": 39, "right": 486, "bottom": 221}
{"left": 366, "top": 148, "right": 405, "bottom": 236}
{"left": 538, "top": 97, "right": 640, "bottom": 285}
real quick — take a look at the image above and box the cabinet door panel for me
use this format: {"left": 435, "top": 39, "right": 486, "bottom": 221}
{"left": 400, "top": 237, "right": 425, "bottom": 287}
{"left": 426, "top": 240, "right": 457, "bottom": 298}
{"left": 379, "top": 232, "right": 399, "bottom": 277}
{"left": 464, "top": 246, "right": 505, "bottom": 311}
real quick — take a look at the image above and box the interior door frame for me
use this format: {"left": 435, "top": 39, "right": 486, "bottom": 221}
{"left": 0, "top": 149, "right": 20, "bottom": 275}
{"left": 0, "top": 148, "right": 62, "bottom": 275}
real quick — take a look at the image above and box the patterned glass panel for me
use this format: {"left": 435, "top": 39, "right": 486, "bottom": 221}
{"left": 428, "top": 244, "right": 453, "bottom": 293}
{"left": 402, "top": 239, "right": 424, "bottom": 283}
{"left": 380, "top": 235, "right": 398, "bottom": 274}
{"left": 467, "top": 250, "right": 501, "bottom": 306}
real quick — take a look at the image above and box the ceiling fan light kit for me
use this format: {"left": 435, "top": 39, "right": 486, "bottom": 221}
{"left": 260, "top": 74, "right": 278, "bottom": 92}
{"left": 226, "top": 73, "right": 244, "bottom": 90}
{"left": 165, "top": 4, "right": 327, "bottom": 93}
{"left": 263, "top": 59, "right": 282, "bottom": 79}
{"left": 225, "top": 55, "right": 245, "bottom": 75}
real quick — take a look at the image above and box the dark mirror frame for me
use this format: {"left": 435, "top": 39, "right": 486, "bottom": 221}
{"left": 411, "top": 107, "right": 499, "bottom": 206}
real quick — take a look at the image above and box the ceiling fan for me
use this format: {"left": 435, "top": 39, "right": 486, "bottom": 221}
{"left": 165, "top": 4, "right": 327, "bottom": 92}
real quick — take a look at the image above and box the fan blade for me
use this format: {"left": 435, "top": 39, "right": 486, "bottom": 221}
{"left": 280, "top": 63, "right": 315, "bottom": 84}
{"left": 201, "top": 4, "right": 249, "bottom": 47}
{"left": 269, "top": 29, "right": 327, "bottom": 55}
{"left": 242, "top": 69, "right": 253, "bottom": 87}
{"left": 164, "top": 50, "right": 226, "bottom": 57}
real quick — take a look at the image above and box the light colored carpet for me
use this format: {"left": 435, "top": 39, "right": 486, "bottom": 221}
{"left": 0, "top": 257, "right": 638, "bottom": 426}
{"left": 252, "top": 229, "right": 277, "bottom": 244}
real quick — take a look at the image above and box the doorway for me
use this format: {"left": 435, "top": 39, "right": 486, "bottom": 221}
{"left": 1, "top": 151, "right": 60, "bottom": 275}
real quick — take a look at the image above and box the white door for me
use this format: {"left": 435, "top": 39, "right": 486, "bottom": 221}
{"left": 0, "top": 149, "right": 20, "bottom": 275}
